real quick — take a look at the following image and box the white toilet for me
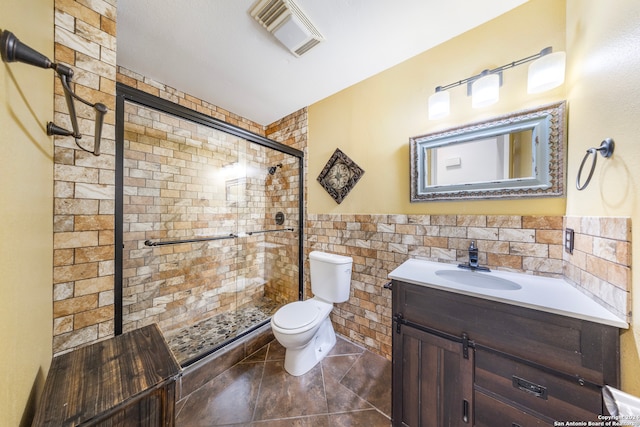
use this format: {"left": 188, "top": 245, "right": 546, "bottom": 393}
{"left": 271, "top": 251, "right": 353, "bottom": 376}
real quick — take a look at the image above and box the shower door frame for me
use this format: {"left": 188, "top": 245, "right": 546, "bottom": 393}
{"left": 114, "top": 83, "right": 305, "bottom": 336}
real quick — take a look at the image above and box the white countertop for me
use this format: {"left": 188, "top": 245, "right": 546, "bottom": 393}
{"left": 388, "top": 259, "right": 628, "bottom": 329}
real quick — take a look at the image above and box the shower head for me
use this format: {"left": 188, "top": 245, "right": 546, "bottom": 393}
{"left": 268, "top": 163, "right": 283, "bottom": 175}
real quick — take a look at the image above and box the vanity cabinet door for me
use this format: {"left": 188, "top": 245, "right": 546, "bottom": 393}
{"left": 392, "top": 323, "right": 473, "bottom": 427}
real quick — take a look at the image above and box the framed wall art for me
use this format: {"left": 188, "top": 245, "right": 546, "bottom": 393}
{"left": 317, "top": 148, "right": 365, "bottom": 204}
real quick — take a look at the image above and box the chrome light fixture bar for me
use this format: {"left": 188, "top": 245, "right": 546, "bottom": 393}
{"left": 428, "top": 47, "right": 565, "bottom": 120}
{"left": 0, "top": 30, "right": 107, "bottom": 155}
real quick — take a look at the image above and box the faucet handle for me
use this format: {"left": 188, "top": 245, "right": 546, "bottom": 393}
{"left": 469, "top": 240, "right": 477, "bottom": 251}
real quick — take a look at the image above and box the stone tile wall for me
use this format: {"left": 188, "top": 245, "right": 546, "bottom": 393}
{"left": 51, "top": 33, "right": 303, "bottom": 356}
{"left": 306, "top": 214, "right": 565, "bottom": 358}
{"left": 564, "top": 216, "right": 631, "bottom": 320}
{"left": 307, "top": 213, "right": 631, "bottom": 360}
{"left": 265, "top": 108, "right": 308, "bottom": 305}
{"left": 117, "top": 68, "right": 264, "bottom": 136}
{"left": 265, "top": 108, "right": 308, "bottom": 152}
{"left": 120, "top": 78, "right": 302, "bottom": 334}
{"left": 53, "top": 0, "right": 117, "bottom": 355}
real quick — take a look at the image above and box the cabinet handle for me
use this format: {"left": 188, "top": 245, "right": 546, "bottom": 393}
{"left": 512, "top": 375, "right": 548, "bottom": 400}
{"left": 462, "top": 399, "right": 470, "bottom": 423}
{"left": 462, "top": 332, "right": 470, "bottom": 359}
{"left": 393, "top": 313, "right": 405, "bottom": 334}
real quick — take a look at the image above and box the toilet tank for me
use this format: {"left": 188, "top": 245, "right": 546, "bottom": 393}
{"left": 309, "top": 251, "right": 353, "bottom": 303}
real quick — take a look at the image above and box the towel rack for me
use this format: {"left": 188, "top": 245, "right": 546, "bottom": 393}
{"left": 244, "top": 227, "right": 294, "bottom": 236}
{"left": 143, "top": 228, "right": 295, "bottom": 247}
{"left": 576, "top": 138, "right": 615, "bottom": 190}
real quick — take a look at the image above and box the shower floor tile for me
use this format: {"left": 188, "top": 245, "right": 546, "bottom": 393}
{"left": 175, "top": 336, "right": 392, "bottom": 426}
{"left": 164, "top": 298, "right": 281, "bottom": 365}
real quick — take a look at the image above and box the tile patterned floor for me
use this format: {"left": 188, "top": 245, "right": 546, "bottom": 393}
{"left": 164, "top": 298, "right": 281, "bottom": 365}
{"left": 176, "top": 336, "right": 392, "bottom": 426}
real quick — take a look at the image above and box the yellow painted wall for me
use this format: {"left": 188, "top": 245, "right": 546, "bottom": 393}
{"left": 565, "top": 0, "right": 640, "bottom": 395}
{"left": 0, "top": 0, "right": 54, "bottom": 425}
{"left": 309, "top": 0, "right": 567, "bottom": 215}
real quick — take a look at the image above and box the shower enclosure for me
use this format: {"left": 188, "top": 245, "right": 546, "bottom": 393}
{"left": 115, "top": 85, "right": 303, "bottom": 366}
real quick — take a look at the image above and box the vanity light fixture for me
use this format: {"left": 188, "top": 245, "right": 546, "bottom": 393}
{"left": 427, "top": 88, "right": 450, "bottom": 120}
{"left": 0, "top": 30, "right": 107, "bottom": 155}
{"left": 471, "top": 70, "right": 501, "bottom": 108}
{"left": 428, "top": 46, "right": 565, "bottom": 119}
{"left": 527, "top": 50, "right": 566, "bottom": 93}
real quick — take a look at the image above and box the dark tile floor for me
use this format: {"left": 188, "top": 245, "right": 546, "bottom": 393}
{"left": 176, "top": 336, "right": 392, "bottom": 426}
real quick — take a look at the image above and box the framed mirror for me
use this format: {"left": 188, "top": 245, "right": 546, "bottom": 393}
{"left": 410, "top": 101, "right": 566, "bottom": 201}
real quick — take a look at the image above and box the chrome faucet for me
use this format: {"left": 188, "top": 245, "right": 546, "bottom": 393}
{"left": 458, "top": 240, "right": 490, "bottom": 272}
{"left": 468, "top": 240, "right": 479, "bottom": 268}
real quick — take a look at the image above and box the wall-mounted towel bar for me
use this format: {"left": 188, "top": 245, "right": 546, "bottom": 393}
{"left": 244, "top": 227, "right": 294, "bottom": 236}
{"left": 143, "top": 228, "right": 295, "bottom": 247}
{"left": 144, "top": 234, "right": 235, "bottom": 247}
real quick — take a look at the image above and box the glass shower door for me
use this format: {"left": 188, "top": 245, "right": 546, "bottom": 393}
{"left": 117, "top": 91, "right": 302, "bottom": 366}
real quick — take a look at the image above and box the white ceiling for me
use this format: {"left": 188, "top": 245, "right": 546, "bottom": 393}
{"left": 117, "top": 0, "right": 528, "bottom": 126}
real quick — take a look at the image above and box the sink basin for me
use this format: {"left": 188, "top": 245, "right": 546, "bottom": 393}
{"left": 435, "top": 269, "right": 522, "bottom": 290}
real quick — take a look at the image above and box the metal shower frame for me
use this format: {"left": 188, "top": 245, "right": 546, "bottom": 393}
{"left": 114, "top": 83, "right": 305, "bottom": 342}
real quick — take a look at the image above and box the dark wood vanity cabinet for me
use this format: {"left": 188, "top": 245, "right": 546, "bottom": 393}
{"left": 391, "top": 280, "right": 620, "bottom": 427}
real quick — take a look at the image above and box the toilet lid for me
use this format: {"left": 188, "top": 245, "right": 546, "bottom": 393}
{"left": 273, "top": 301, "right": 319, "bottom": 329}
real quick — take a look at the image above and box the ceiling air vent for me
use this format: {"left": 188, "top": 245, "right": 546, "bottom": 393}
{"left": 249, "top": 0, "right": 324, "bottom": 57}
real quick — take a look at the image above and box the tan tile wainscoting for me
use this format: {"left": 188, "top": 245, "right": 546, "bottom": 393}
{"left": 307, "top": 214, "right": 630, "bottom": 360}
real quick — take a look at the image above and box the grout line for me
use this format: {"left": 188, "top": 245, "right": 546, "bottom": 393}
{"left": 250, "top": 346, "right": 269, "bottom": 423}
{"left": 319, "top": 357, "right": 329, "bottom": 415}
{"left": 336, "top": 346, "right": 363, "bottom": 384}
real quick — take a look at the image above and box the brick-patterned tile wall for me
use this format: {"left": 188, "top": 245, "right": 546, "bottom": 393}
{"left": 260, "top": 145, "right": 303, "bottom": 306}
{"left": 117, "top": 67, "right": 307, "bottom": 328}
{"left": 265, "top": 108, "right": 308, "bottom": 304}
{"left": 53, "top": 0, "right": 117, "bottom": 355}
{"left": 263, "top": 149, "right": 303, "bottom": 306}
{"left": 52, "top": 44, "right": 303, "bottom": 355}
{"left": 117, "top": 67, "right": 265, "bottom": 136}
{"left": 118, "top": 73, "right": 303, "bottom": 333}
{"left": 307, "top": 214, "right": 565, "bottom": 359}
{"left": 265, "top": 107, "right": 308, "bottom": 152}
{"left": 564, "top": 216, "right": 631, "bottom": 321}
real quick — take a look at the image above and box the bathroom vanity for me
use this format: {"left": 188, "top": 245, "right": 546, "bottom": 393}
{"left": 389, "top": 259, "right": 625, "bottom": 427}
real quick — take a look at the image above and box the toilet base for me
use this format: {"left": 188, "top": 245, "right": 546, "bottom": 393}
{"left": 283, "top": 317, "right": 336, "bottom": 376}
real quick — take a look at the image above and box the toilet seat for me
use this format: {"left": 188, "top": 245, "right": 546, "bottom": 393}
{"left": 273, "top": 301, "right": 319, "bottom": 330}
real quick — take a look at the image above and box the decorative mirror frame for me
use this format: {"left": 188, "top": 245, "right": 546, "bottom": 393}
{"left": 410, "top": 101, "right": 566, "bottom": 201}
